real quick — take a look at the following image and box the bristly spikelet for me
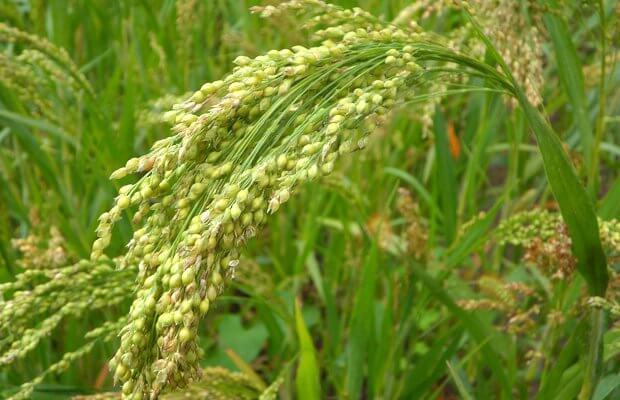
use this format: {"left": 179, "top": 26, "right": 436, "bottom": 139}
{"left": 0, "top": 254, "right": 134, "bottom": 400}
{"left": 137, "top": 93, "right": 192, "bottom": 129}
{"left": 0, "top": 22, "right": 93, "bottom": 96}
{"left": 459, "top": 275, "right": 542, "bottom": 334}
{"left": 471, "top": 0, "right": 543, "bottom": 106}
{"left": 497, "top": 209, "right": 620, "bottom": 283}
{"left": 0, "top": 23, "right": 91, "bottom": 125}
{"left": 95, "top": 2, "right": 508, "bottom": 397}
{"left": 7, "top": 317, "right": 127, "bottom": 400}
{"left": 0, "top": 51, "right": 55, "bottom": 121}
{"left": 0, "top": 258, "right": 133, "bottom": 366}
{"left": 393, "top": 0, "right": 544, "bottom": 107}
{"left": 71, "top": 366, "right": 283, "bottom": 400}
{"left": 175, "top": 0, "right": 198, "bottom": 82}
{"left": 103, "top": 39, "right": 424, "bottom": 400}
{"left": 396, "top": 187, "right": 428, "bottom": 261}
{"left": 94, "top": 1, "right": 515, "bottom": 397}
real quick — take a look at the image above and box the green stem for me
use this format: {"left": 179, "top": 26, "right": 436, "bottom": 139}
{"left": 578, "top": 3, "right": 609, "bottom": 394}
{"left": 589, "top": 0, "right": 607, "bottom": 196}
{"left": 578, "top": 308, "right": 606, "bottom": 400}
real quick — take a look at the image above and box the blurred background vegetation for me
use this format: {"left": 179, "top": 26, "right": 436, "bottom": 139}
{"left": 0, "top": 0, "right": 619, "bottom": 399}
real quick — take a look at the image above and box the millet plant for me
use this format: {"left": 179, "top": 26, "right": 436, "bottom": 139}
{"left": 1, "top": 1, "right": 618, "bottom": 399}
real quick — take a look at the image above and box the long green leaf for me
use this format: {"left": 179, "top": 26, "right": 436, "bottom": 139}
{"left": 445, "top": 198, "right": 503, "bottom": 268}
{"left": 544, "top": 11, "right": 593, "bottom": 182}
{"left": 434, "top": 108, "right": 457, "bottom": 243}
{"left": 593, "top": 374, "right": 620, "bottom": 400}
{"left": 0, "top": 109, "right": 79, "bottom": 149}
{"left": 346, "top": 245, "right": 378, "bottom": 399}
{"left": 519, "top": 97, "right": 608, "bottom": 295}
{"left": 446, "top": 361, "right": 476, "bottom": 400}
{"left": 295, "top": 299, "right": 321, "bottom": 400}
{"left": 466, "top": 11, "right": 609, "bottom": 296}
{"left": 599, "top": 176, "right": 620, "bottom": 219}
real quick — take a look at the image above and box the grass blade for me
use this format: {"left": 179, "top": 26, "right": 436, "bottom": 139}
{"left": 466, "top": 9, "right": 609, "bottom": 296}
{"left": 593, "top": 374, "right": 620, "bottom": 400}
{"left": 346, "top": 245, "right": 378, "bottom": 399}
{"left": 599, "top": 176, "right": 620, "bottom": 219}
{"left": 410, "top": 265, "right": 512, "bottom": 397}
{"left": 384, "top": 167, "right": 442, "bottom": 220}
{"left": 295, "top": 298, "right": 321, "bottom": 400}
{"left": 434, "top": 108, "right": 458, "bottom": 243}
{"left": 519, "top": 98, "right": 608, "bottom": 295}
{"left": 0, "top": 109, "right": 79, "bottom": 149}
{"left": 544, "top": 11, "right": 593, "bottom": 186}
{"left": 446, "top": 360, "right": 476, "bottom": 400}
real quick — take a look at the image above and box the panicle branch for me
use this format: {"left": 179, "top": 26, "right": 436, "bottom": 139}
{"left": 97, "top": 2, "right": 510, "bottom": 398}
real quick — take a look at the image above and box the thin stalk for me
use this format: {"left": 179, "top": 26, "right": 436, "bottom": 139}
{"left": 578, "top": 308, "right": 606, "bottom": 400}
{"left": 580, "top": 4, "right": 609, "bottom": 398}
{"left": 589, "top": 0, "right": 608, "bottom": 196}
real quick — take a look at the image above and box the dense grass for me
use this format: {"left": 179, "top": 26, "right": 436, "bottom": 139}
{"left": 1, "top": 1, "right": 619, "bottom": 399}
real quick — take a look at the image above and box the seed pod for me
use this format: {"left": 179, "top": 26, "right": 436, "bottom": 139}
{"left": 230, "top": 203, "right": 242, "bottom": 220}
{"left": 117, "top": 195, "right": 130, "bottom": 209}
{"left": 207, "top": 286, "right": 218, "bottom": 302}
{"left": 199, "top": 300, "right": 210, "bottom": 314}
{"left": 179, "top": 327, "right": 193, "bottom": 343}
{"left": 182, "top": 267, "right": 195, "bottom": 285}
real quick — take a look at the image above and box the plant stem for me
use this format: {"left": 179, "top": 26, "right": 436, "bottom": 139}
{"left": 578, "top": 308, "right": 606, "bottom": 400}
{"left": 579, "top": 3, "right": 609, "bottom": 393}
{"left": 589, "top": 0, "right": 607, "bottom": 196}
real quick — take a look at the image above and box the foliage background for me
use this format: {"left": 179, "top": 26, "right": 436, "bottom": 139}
{"left": 1, "top": 0, "right": 619, "bottom": 399}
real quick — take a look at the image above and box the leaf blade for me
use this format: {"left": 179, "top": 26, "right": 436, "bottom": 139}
{"left": 295, "top": 299, "right": 321, "bottom": 400}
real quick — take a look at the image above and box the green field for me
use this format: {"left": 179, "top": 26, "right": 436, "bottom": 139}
{"left": 1, "top": 1, "right": 619, "bottom": 399}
